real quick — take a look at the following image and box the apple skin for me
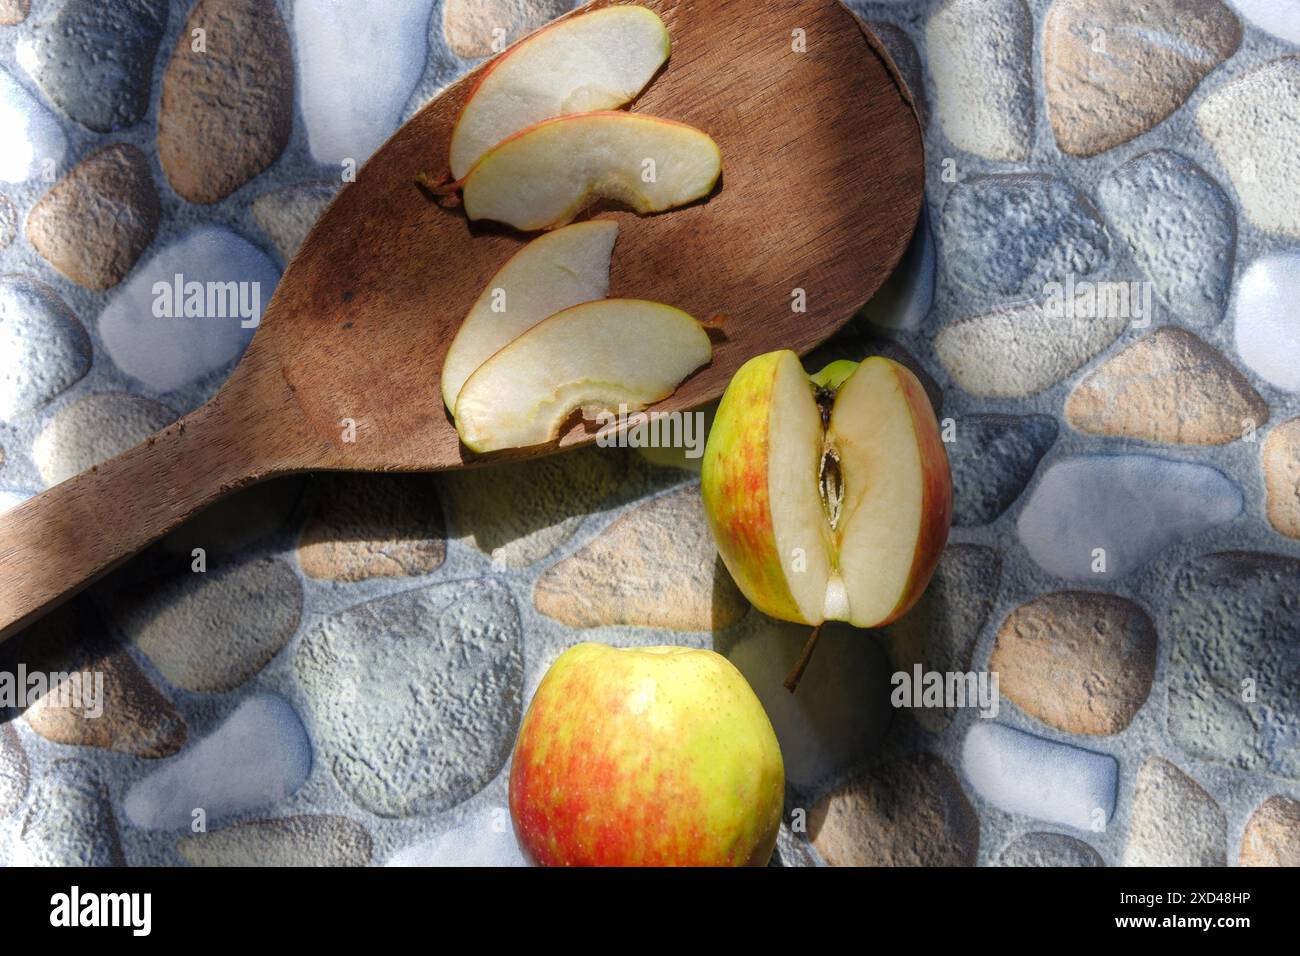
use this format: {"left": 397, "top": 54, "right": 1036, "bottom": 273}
{"left": 508, "top": 643, "right": 784, "bottom": 867}
{"left": 699, "top": 351, "right": 811, "bottom": 624}
{"left": 701, "top": 351, "right": 951, "bottom": 628}
{"left": 880, "top": 357, "right": 953, "bottom": 625}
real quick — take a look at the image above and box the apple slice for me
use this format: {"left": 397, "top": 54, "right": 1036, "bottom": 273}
{"left": 702, "top": 351, "right": 951, "bottom": 631}
{"left": 441, "top": 221, "right": 619, "bottom": 411}
{"left": 454, "top": 299, "right": 712, "bottom": 452}
{"left": 449, "top": 5, "right": 671, "bottom": 180}
{"left": 461, "top": 111, "right": 722, "bottom": 232}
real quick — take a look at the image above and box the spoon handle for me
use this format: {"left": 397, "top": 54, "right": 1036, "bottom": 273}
{"left": 0, "top": 397, "right": 284, "bottom": 643}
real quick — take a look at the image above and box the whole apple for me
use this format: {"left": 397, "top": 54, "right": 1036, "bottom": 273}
{"left": 701, "top": 351, "right": 952, "bottom": 630}
{"left": 508, "top": 642, "right": 784, "bottom": 866}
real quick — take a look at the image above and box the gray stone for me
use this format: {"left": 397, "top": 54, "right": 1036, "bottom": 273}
{"left": 0, "top": 277, "right": 91, "bottom": 422}
{"left": 32, "top": 393, "right": 175, "bottom": 487}
{"left": 950, "top": 414, "right": 1057, "bottom": 526}
{"left": 1167, "top": 552, "right": 1300, "bottom": 779}
{"left": 1097, "top": 151, "right": 1234, "bottom": 326}
{"left": 1016, "top": 455, "right": 1242, "bottom": 580}
{"left": 294, "top": 578, "right": 524, "bottom": 818}
{"left": 0, "top": 66, "right": 67, "bottom": 182}
{"left": 124, "top": 693, "right": 312, "bottom": 831}
{"left": 857, "top": 205, "right": 934, "bottom": 332}
{"left": 0, "top": 723, "right": 28, "bottom": 818}
{"left": 1124, "top": 757, "right": 1227, "bottom": 866}
{"left": 110, "top": 557, "right": 303, "bottom": 694}
{"left": 161, "top": 476, "right": 306, "bottom": 557}
{"left": 19, "top": 760, "right": 125, "bottom": 866}
{"left": 940, "top": 174, "right": 1110, "bottom": 299}
{"left": 177, "top": 815, "right": 372, "bottom": 867}
{"left": 0, "top": 194, "right": 15, "bottom": 248}
{"left": 25, "top": 0, "right": 168, "bottom": 132}
{"left": 926, "top": 0, "right": 1034, "bottom": 162}
{"left": 884, "top": 545, "right": 1002, "bottom": 731}
{"left": 867, "top": 21, "right": 929, "bottom": 131}
{"left": 251, "top": 183, "right": 336, "bottom": 264}
{"left": 935, "top": 292, "right": 1125, "bottom": 398}
{"left": 998, "top": 831, "right": 1104, "bottom": 867}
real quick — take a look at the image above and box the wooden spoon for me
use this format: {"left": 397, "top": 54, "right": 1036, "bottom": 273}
{"left": 0, "top": 0, "right": 923, "bottom": 641}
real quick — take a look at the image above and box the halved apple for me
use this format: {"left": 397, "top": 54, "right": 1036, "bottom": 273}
{"left": 441, "top": 220, "right": 619, "bottom": 411}
{"left": 701, "top": 351, "right": 952, "bottom": 631}
{"left": 454, "top": 299, "right": 712, "bottom": 453}
{"left": 461, "top": 111, "right": 722, "bottom": 232}
{"left": 449, "top": 5, "right": 671, "bottom": 180}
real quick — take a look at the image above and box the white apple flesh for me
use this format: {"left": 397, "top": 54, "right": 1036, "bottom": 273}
{"left": 453, "top": 298, "right": 712, "bottom": 453}
{"left": 441, "top": 220, "right": 619, "bottom": 411}
{"left": 449, "top": 5, "right": 671, "bottom": 180}
{"left": 461, "top": 111, "right": 722, "bottom": 232}
{"left": 702, "top": 351, "right": 952, "bottom": 631}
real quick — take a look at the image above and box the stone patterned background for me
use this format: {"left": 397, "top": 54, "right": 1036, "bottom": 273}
{"left": 1, "top": 0, "right": 1298, "bottom": 866}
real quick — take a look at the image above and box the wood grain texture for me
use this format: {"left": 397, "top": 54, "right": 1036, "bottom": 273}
{"left": 0, "top": 0, "right": 922, "bottom": 641}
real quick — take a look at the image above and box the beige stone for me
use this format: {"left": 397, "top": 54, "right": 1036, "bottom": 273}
{"left": 443, "top": 0, "right": 572, "bottom": 59}
{"left": 5, "top": 603, "right": 186, "bottom": 758}
{"left": 1238, "top": 796, "right": 1300, "bottom": 867}
{"left": 936, "top": 295, "right": 1128, "bottom": 398}
{"left": 297, "top": 474, "right": 445, "bottom": 582}
{"left": 534, "top": 485, "right": 747, "bottom": 632}
{"left": 26, "top": 144, "right": 159, "bottom": 290}
{"left": 1264, "top": 418, "right": 1300, "bottom": 539}
{"left": 990, "top": 591, "right": 1156, "bottom": 735}
{"left": 1045, "top": 0, "right": 1241, "bottom": 157}
{"left": 0, "top": 0, "right": 28, "bottom": 26}
{"left": 1124, "top": 758, "right": 1226, "bottom": 866}
{"left": 810, "top": 754, "right": 979, "bottom": 866}
{"left": 33, "top": 393, "right": 175, "bottom": 487}
{"left": 158, "top": 0, "right": 293, "bottom": 203}
{"left": 1067, "top": 327, "right": 1267, "bottom": 445}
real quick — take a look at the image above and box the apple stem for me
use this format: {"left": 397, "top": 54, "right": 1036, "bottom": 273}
{"left": 416, "top": 170, "right": 463, "bottom": 206}
{"left": 783, "top": 622, "right": 824, "bottom": 693}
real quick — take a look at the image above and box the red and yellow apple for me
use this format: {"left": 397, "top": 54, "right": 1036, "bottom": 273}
{"left": 701, "top": 352, "right": 951, "bottom": 631}
{"left": 508, "top": 643, "right": 784, "bottom": 866}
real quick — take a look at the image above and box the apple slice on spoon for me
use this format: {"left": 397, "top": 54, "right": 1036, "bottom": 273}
{"left": 453, "top": 298, "right": 712, "bottom": 453}
{"left": 461, "top": 111, "right": 722, "bottom": 231}
{"left": 701, "top": 351, "right": 952, "bottom": 689}
{"left": 449, "top": 4, "right": 671, "bottom": 180}
{"left": 441, "top": 220, "right": 619, "bottom": 411}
